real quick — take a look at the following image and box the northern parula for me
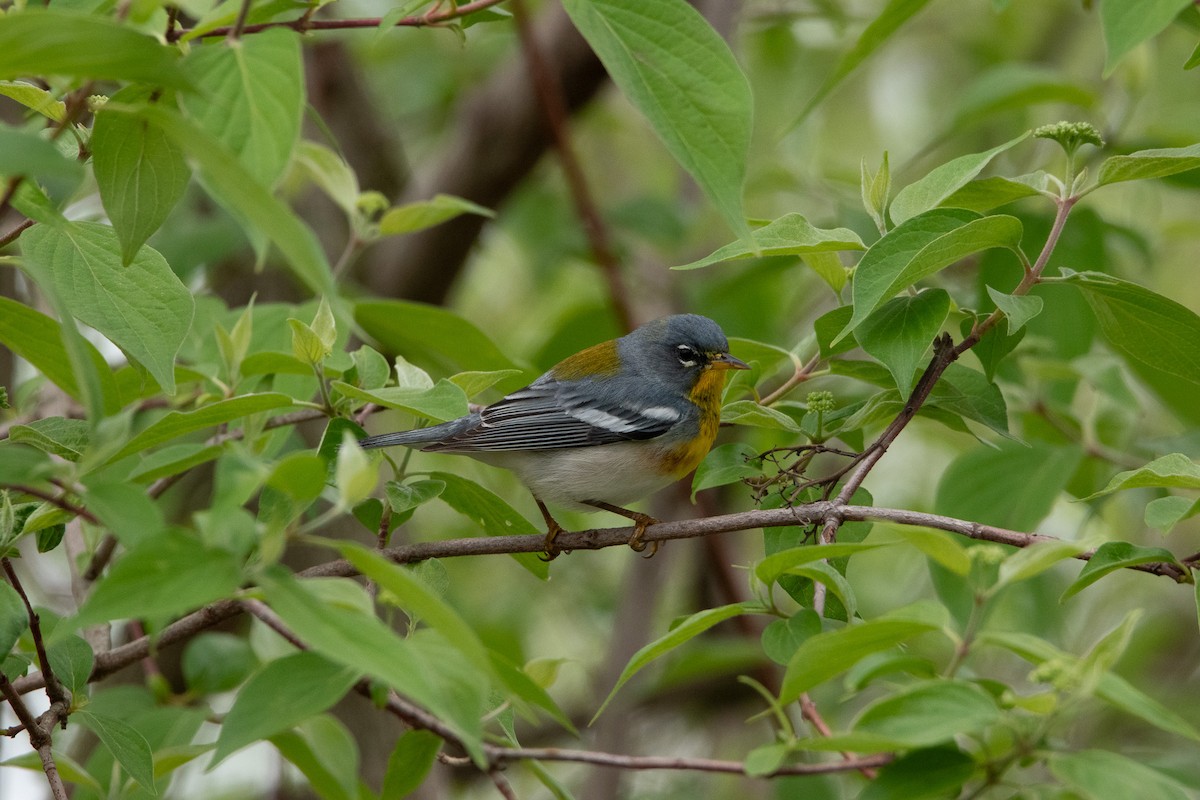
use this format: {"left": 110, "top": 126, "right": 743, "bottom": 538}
{"left": 359, "top": 314, "right": 748, "bottom": 557}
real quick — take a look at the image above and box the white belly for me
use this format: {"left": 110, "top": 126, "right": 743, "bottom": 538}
{"left": 472, "top": 443, "right": 676, "bottom": 508}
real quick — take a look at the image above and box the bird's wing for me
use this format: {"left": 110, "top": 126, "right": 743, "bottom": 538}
{"left": 421, "top": 380, "right": 683, "bottom": 452}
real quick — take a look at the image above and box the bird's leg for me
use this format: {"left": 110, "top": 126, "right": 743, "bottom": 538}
{"left": 585, "top": 501, "right": 661, "bottom": 558}
{"left": 536, "top": 499, "right": 566, "bottom": 562}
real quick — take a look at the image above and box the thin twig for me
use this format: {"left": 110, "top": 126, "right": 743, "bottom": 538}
{"left": 2, "top": 559, "right": 68, "bottom": 706}
{"left": 168, "top": 0, "right": 510, "bottom": 42}
{"left": 7, "top": 485, "right": 99, "bottom": 526}
{"left": 511, "top": 0, "right": 633, "bottom": 331}
{"left": 0, "top": 218, "right": 34, "bottom": 248}
{"left": 467, "top": 747, "right": 893, "bottom": 776}
{"left": 760, "top": 353, "right": 822, "bottom": 407}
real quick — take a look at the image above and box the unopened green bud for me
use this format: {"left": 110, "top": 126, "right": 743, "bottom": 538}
{"left": 356, "top": 191, "right": 390, "bottom": 218}
{"left": 806, "top": 391, "right": 836, "bottom": 413}
{"left": 969, "top": 544, "right": 1007, "bottom": 566}
{"left": 1033, "top": 121, "right": 1104, "bottom": 155}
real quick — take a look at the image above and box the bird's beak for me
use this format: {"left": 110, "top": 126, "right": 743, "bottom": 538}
{"left": 710, "top": 352, "right": 750, "bottom": 371}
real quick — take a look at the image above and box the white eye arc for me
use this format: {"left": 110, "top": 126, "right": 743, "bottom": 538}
{"left": 676, "top": 344, "right": 700, "bottom": 367}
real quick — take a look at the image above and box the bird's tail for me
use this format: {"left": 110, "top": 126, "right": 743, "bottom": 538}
{"left": 358, "top": 417, "right": 471, "bottom": 450}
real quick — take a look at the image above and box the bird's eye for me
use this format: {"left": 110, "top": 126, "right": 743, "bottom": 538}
{"left": 676, "top": 344, "right": 700, "bottom": 367}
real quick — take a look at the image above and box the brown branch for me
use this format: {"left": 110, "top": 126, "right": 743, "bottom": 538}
{"left": 2, "top": 558, "right": 68, "bottom": 706}
{"left": 0, "top": 218, "right": 34, "bottom": 249}
{"left": 168, "top": 0, "right": 511, "bottom": 42}
{"left": 11, "top": 502, "right": 1186, "bottom": 698}
{"left": 458, "top": 747, "right": 893, "bottom": 777}
{"left": 6, "top": 485, "right": 99, "bottom": 526}
{"left": 0, "top": 674, "right": 69, "bottom": 799}
{"left": 511, "top": 0, "right": 633, "bottom": 331}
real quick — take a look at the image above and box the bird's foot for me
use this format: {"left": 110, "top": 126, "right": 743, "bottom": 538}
{"left": 536, "top": 500, "right": 567, "bottom": 562}
{"left": 625, "top": 512, "right": 661, "bottom": 558}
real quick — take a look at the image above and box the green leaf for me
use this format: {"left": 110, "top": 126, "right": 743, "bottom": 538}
{"left": 356, "top": 300, "right": 519, "bottom": 373}
{"left": 859, "top": 746, "right": 975, "bottom": 800}
{"left": 0, "top": 80, "right": 66, "bottom": 122}
{"left": 182, "top": 632, "right": 257, "bottom": 694}
{"left": 969, "top": 319, "right": 1025, "bottom": 382}
{"left": 73, "top": 531, "right": 243, "bottom": 628}
{"left": 293, "top": 140, "right": 359, "bottom": 216}
{"left": 719, "top": 400, "right": 802, "bottom": 432}
{"left": 779, "top": 603, "right": 946, "bottom": 702}
{"left": 756, "top": 542, "right": 895, "bottom": 587}
{"left": 337, "top": 543, "right": 491, "bottom": 675}
{"left": 1084, "top": 453, "right": 1200, "bottom": 499}
{"left": 927, "top": 363, "right": 1010, "bottom": 436}
{"left": 814, "top": 306, "right": 858, "bottom": 359}
{"left": 889, "top": 132, "right": 1030, "bottom": 224}
{"left": 288, "top": 318, "right": 328, "bottom": 364}
{"left": 0, "top": 583, "right": 27, "bottom": 658}
{"left": 180, "top": 29, "right": 303, "bottom": 188}
{"left": 1145, "top": 495, "right": 1200, "bottom": 534}
{"left": 853, "top": 680, "right": 1000, "bottom": 747}
{"left": 332, "top": 380, "right": 469, "bottom": 423}
{"left": 593, "top": 601, "right": 763, "bottom": 722}
{"left": 1061, "top": 541, "right": 1180, "bottom": 601}
{"left": 381, "top": 730, "right": 442, "bottom": 800}
{"left": 788, "top": 562, "right": 859, "bottom": 619}
{"left": 562, "top": 0, "right": 754, "bottom": 244}
{"left": 0, "top": 9, "right": 188, "bottom": 88}
{"left": 384, "top": 479, "right": 446, "bottom": 514}
{"left": 21, "top": 221, "right": 195, "bottom": 395}
{"left": 981, "top": 630, "right": 1200, "bottom": 740}
{"left": 109, "top": 393, "right": 295, "bottom": 462}
{"left": 0, "top": 127, "right": 83, "bottom": 196}
{"left": 46, "top": 634, "right": 94, "bottom": 696}
{"left": 431, "top": 472, "right": 547, "bottom": 580}
{"left": 941, "top": 174, "right": 1045, "bottom": 213}
{"left": 986, "top": 286, "right": 1044, "bottom": 334}
{"left": 857, "top": 289, "right": 951, "bottom": 397}
{"left": 691, "top": 442, "right": 760, "bottom": 500}
{"left": 861, "top": 152, "right": 891, "bottom": 232}
{"left": 1065, "top": 271, "right": 1200, "bottom": 404}
{"left": 742, "top": 742, "right": 792, "bottom": 778}
{"left": 271, "top": 716, "right": 357, "bottom": 800}
{"left": 0, "top": 297, "right": 117, "bottom": 410}
{"left": 761, "top": 610, "right": 822, "bottom": 666}
{"left": 1098, "top": 143, "right": 1200, "bottom": 185}
{"left": 995, "top": 539, "right": 1086, "bottom": 591}
{"left": 447, "top": 369, "right": 523, "bottom": 399}
{"left": 802, "top": 251, "right": 850, "bottom": 294}
{"left": 127, "top": 444, "right": 222, "bottom": 484}
{"left": 335, "top": 434, "right": 377, "bottom": 511}
{"left": 1050, "top": 749, "right": 1193, "bottom": 800}
{"left": 793, "top": 0, "right": 933, "bottom": 123}
{"left": 840, "top": 209, "right": 1022, "bottom": 341}
{"left": 672, "top": 213, "right": 864, "bottom": 270}
{"left": 92, "top": 87, "right": 190, "bottom": 266}
{"left": 349, "top": 346, "right": 392, "bottom": 391}
{"left": 76, "top": 710, "right": 157, "bottom": 795}
{"left": 80, "top": 480, "right": 167, "bottom": 547}
{"left": 887, "top": 526, "right": 971, "bottom": 576}
{"left": 129, "top": 105, "right": 336, "bottom": 297}
{"left": 8, "top": 417, "right": 90, "bottom": 461}
{"left": 258, "top": 568, "right": 487, "bottom": 764}
{"left": 212, "top": 652, "right": 360, "bottom": 765}
{"left": 1099, "top": 0, "right": 1193, "bottom": 75}
{"left": 378, "top": 194, "right": 495, "bottom": 236}
{"left": 935, "top": 442, "right": 1083, "bottom": 531}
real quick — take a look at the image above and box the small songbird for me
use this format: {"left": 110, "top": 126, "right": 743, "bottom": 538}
{"left": 359, "top": 314, "right": 748, "bottom": 558}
